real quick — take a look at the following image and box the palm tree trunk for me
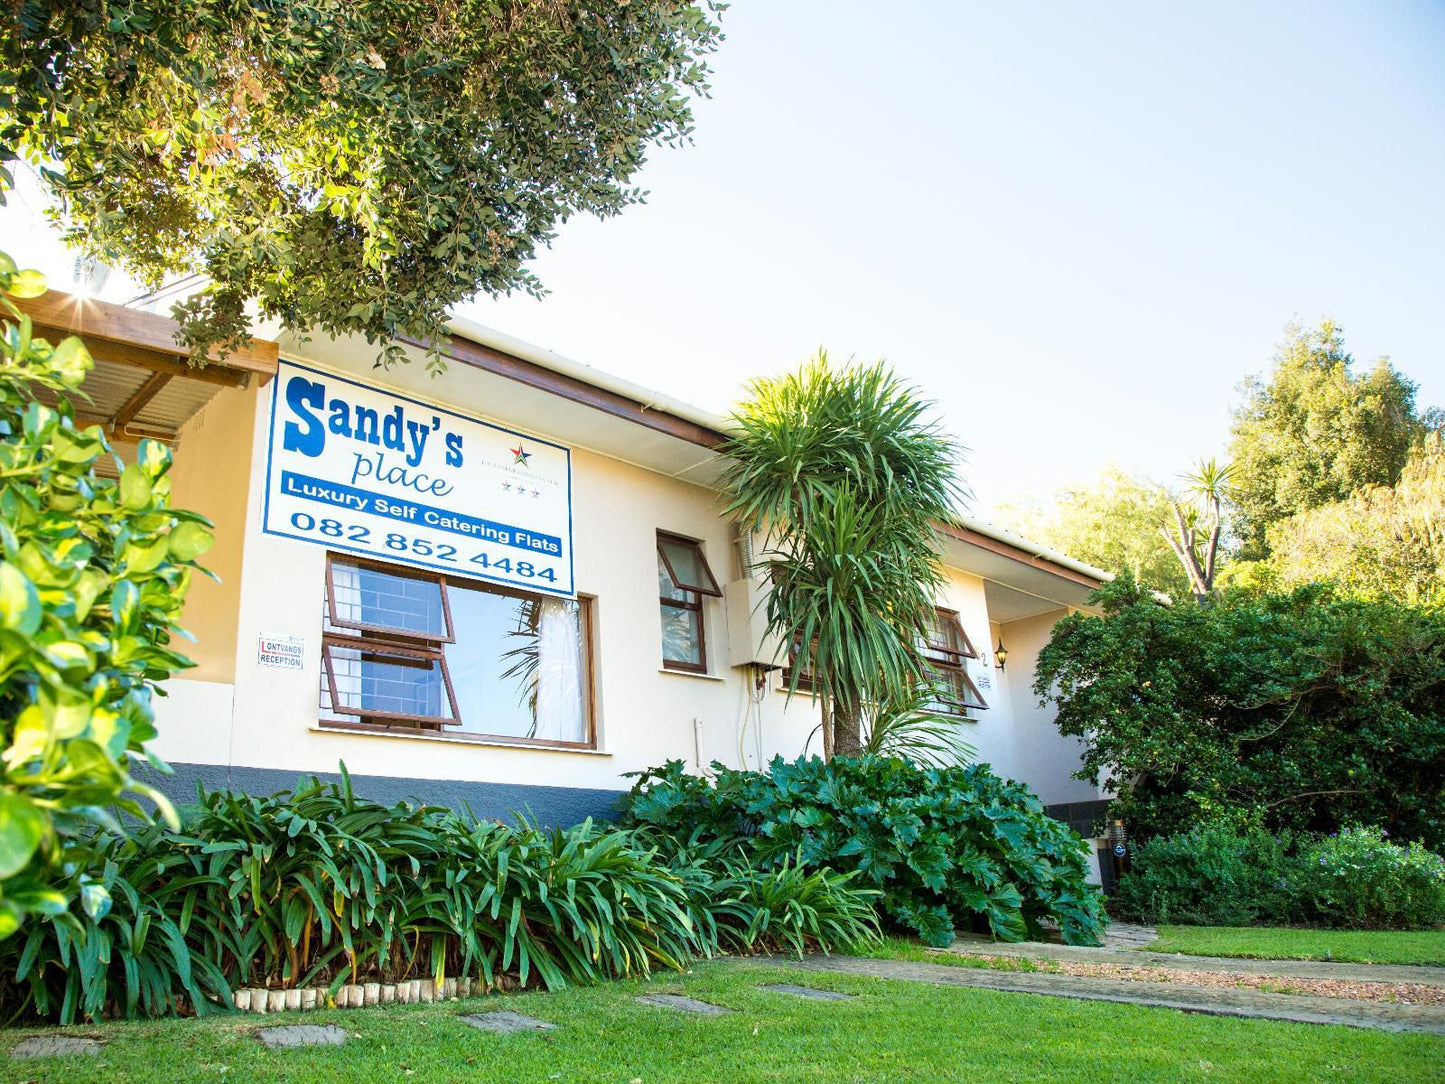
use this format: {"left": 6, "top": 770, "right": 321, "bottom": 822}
{"left": 832, "top": 697, "right": 863, "bottom": 758}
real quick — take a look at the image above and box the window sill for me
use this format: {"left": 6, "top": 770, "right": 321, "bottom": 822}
{"left": 312, "top": 723, "right": 612, "bottom": 755}
{"left": 658, "top": 667, "right": 727, "bottom": 682}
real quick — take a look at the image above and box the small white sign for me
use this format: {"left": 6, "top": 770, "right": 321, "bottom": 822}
{"left": 258, "top": 633, "right": 305, "bottom": 671}
{"left": 975, "top": 665, "right": 993, "bottom": 691}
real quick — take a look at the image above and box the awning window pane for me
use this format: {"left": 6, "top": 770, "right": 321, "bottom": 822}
{"left": 322, "top": 642, "right": 457, "bottom": 726}
{"left": 657, "top": 535, "right": 722, "bottom": 597}
{"left": 329, "top": 559, "right": 450, "bottom": 641}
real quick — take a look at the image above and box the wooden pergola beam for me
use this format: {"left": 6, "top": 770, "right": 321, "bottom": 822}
{"left": 14, "top": 290, "right": 278, "bottom": 381}
{"left": 112, "top": 371, "right": 172, "bottom": 430}
{"left": 28, "top": 323, "right": 251, "bottom": 389}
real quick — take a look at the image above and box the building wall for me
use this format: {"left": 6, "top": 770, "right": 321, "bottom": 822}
{"left": 1000, "top": 608, "right": 1106, "bottom": 807}
{"left": 167, "top": 383, "right": 260, "bottom": 683}
{"left": 148, "top": 352, "right": 1095, "bottom": 825}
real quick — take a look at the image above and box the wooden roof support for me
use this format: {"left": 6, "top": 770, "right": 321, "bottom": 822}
{"left": 111, "top": 371, "right": 172, "bottom": 430}
{"left": 13, "top": 290, "right": 278, "bottom": 382}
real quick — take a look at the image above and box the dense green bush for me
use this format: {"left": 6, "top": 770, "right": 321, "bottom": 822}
{"left": 1037, "top": 578, "right": 1445, "bottom": 847}
{"left": 1111, "top": 825, "right": 1306, "bottom": 926}
{"left": 617, "top": 756, "right": 1107, "bottom": 947}
{"left": 1113, "top": 824, "right": 1445, "bottom": 930}
{"left": 1301, "top": 827, "right": 1445, "bottom": 930}
{"left": 0, "top": 252, "right": 213, "bottom": 935}
{"left": 0, "top": 771, "right": 878, "bottom": 1023}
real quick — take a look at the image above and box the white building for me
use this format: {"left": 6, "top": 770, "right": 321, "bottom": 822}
{"left": 22, "top": 290, "right": 1112, "bottom": 855}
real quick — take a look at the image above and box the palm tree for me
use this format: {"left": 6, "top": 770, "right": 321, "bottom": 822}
{"left": 720, "top": 351, "right": 965, "bottom": 757}
{"left": 1161, "top": 457, "right": 1234, "bottom": 603}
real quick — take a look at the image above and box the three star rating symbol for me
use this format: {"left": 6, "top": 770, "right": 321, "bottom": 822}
{"left": 502, "top": 481, "right": 540, "bottom": 498}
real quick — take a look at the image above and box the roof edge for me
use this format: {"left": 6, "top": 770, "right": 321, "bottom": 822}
{"left": 444, "top": 317, "right": 1113, "bottom": 589}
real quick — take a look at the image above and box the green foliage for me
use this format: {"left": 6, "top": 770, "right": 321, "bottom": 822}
{"left": 1227, "top": 319, "right": 1436, "bottom": 559}
{"left": 618, "top": 756, "right": 1107, "bottom": 948}
{"left": 0, "top": 252, "right": 212, "bottom": 937}
{"left": 1036, "top": 578, "right": 1445, "bottom": 848}
{"left": 1254, "top": 434, "right": 1445, "bottom": 604}
{"left": 997, "top": 464, "right": 1188, "bottom": 597}
{"left": 1115, "top": 825, "right": 1445, "bottom": 932}
{"left": 719, "top": 353, "right": 965, "bottom": 753}
{"left": 1111, "top": 824, "right": 1306, "bottom": 927}
{"left": 1301, "top": 827, "right": 1445, "bottom": 931}
{"left": 0, "top": 771, "right": 879, "bottom": 1022}
{"left": 670, "top": 846, "right": 881, "bottom": 959}
{"left": 857, "top": 679, "right": 977, "bottom": 767}
{"left": 1, "top": 2, "right": 724, "bottom": 368}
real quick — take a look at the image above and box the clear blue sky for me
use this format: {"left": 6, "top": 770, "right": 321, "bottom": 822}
{"left": 3, "top": 2, "right": 1441, "bottom": 516}
{"left": 464, "top": 1, "right": 1445, "bottom": 513}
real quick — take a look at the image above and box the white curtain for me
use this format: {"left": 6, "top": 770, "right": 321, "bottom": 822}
{"left": 533, "top": 600, "right": 585, "bottom": 742}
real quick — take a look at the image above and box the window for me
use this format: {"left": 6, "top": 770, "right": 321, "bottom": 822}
{"left": 320, "top": 555, "right": 594, "bottom": 747}
{"left": 920, "top": 607, "right": 987, "bottom": 716}
{"left": 657, "top": 532, "right": 721, "bottom": 672}
{"left": 781, "top": 636, "right": 818, "bottom": 694}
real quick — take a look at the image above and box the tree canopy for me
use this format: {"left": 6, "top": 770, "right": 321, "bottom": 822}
{"left": 1036, "top": 578, "right": 1445, "bottom": 848}
{"left": 1, "top": 1, "right": 723, "bottom": 368}
{"left": 1227, "top": 319, "right": 1435, "bottom": 559}
{"left": 997, "top": 465, "right": 1188, "bottom": 598}
{"left": 1260, "top": 433, "right": 1445, "bottom": 604}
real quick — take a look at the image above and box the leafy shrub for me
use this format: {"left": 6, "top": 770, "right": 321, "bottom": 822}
{"left": 1113, "top": 824, "right": 1445, "bottom": 931}
{"left": 0, "top": 770, "right": 880, "bottom": 1022}
{"left": 1301, "top": 827, "right": 1445, "bottom": 930}
{"left": 617, "top": 756, "right": 1107, "bottom": 947}
{"left": 1111, "top": 824, "right": 1306, "bottom": 926}
{"left": 1037, "top": 578, "right": 1445, "bottom": 848}
{"left": 0, "top": 251, "right": 213, "bottom": 934}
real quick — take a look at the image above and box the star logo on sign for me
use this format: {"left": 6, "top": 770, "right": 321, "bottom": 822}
{"left": 502, "top": 482, "right": 512, "bottom": 492}
{"left": 510, "top": 443, "right": 532, "bottom": 466}
{"left": 531, "top": 489, "right": 540, "bottom": 499}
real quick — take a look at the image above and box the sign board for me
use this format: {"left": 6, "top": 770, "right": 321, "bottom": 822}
{"left": 257, "top": 633, "right": 305, "bottom": 671}
{"left": 262, "top": 360, "right": 574, "bottom": 597}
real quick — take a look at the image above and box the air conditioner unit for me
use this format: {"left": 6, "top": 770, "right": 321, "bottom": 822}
{"left": 724, "top": 577, "right": 785, "bottom": 670}
{"left": 724, "top": 523, "right": 784, "bottom": 670}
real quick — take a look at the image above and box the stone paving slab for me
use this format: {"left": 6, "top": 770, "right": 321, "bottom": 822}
{"left": 11, "top": 1036, "right": 102, "bottom": 1058}
{"left": 459, "top": 1011, "right": 554, "bottom": 1033}
{"left": 256, "top": 1024, "right": 349, "bottom": 1048}
{"left": 945, "top": 936, "right": 1445, "bottom": 986}
{"left": 779, "top": 954, "right": 1445, "bottom": 1034}
{"left": 759, "top": 983, "right": 855, "bottom": 1001}
{"left": 636, "top": 993, "right": 731, "bottom": 1015}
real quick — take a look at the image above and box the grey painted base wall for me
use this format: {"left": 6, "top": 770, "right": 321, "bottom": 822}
{"left": 139, "top": 762, "right": 626, "bottom": 828}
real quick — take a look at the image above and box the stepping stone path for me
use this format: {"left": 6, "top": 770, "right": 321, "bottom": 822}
{"left": 459, "top": 1011, "right": 554, "bottom": 1033}
{"left": 636, "top": 993, "right": 731, "bottom": 1015}
{"left": 256, "top": 1024, "right": 349, "bottom": 1049}
{"left": 12, "top": 1037, "right": 102, "bottom": 1058}
{"left": 759, "top": 983, "right": 855, "bottom": 1001}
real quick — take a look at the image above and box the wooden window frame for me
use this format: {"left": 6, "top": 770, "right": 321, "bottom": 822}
{"left": 319, "top": 552, "right": 598, "bottom": 747}
{"left": 781, "top": 636, "right": 819, "bottom": 695}
{"left": 657, "top": 532, "right": 718, "bottom": 674}
{"left": 320, "top": 635, "right": 461, "bottom": 730}
{"left": 325, "top": 554, "right": 456, "bottom": 644}
{"left": 921, "top": 607, "right": 979, "bottom": 668}
{"left": 921, "top": 608, "right": 987, "bottom": 716}
{"left": 657, "top": 532, "right": 723, "bottom": 597}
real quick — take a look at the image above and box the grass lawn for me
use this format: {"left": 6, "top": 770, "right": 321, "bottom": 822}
{"left": 0, "top": 960, "right": 1439, "bottom": 1084}
{"left": 1145, "top": 926, "right": 1445, "bottom": 967}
